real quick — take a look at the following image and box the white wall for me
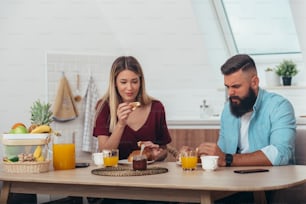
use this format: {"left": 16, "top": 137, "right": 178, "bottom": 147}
{"left": 1, "top": 0, "right": 306, "bottom": 136}
{"left": 0, "top": 0, "right": 226, "bottom": 135}
{"left": 0, "top": 0, "right": 122, "bottom": 133}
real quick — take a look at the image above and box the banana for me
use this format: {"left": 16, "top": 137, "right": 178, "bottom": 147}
{"left": 36, "top": 155, "right": 45, "bottom": 162}
{"left": 30, "top": 125, "right": 52, "bottom": 134}
{"left": 33, "top": 146, "right": 42, "bottom": 159}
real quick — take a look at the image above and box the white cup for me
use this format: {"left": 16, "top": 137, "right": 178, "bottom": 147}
{"left": 92, "top": 152, "right": 104, "bottom": 167}
{"left": 201, "top": 155, "right": 219, "bottom": 171}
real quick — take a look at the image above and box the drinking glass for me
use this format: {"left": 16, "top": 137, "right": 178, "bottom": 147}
{"left": 52, "top": 132, "right": 75, "bottom": 170}
{"left": 103, "top": 149, "right": 119, "bottom": 167}
{"left": 180, "top": 150, "right": 198, "bottom": 171}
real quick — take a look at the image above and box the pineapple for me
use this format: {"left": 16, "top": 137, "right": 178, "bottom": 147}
{"left": 28, "top": 100, "right": 53, "bottom": 133}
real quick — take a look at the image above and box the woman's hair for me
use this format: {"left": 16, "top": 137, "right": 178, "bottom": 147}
{"left": 95, "top": 56, "right": 153, "bottom": 132}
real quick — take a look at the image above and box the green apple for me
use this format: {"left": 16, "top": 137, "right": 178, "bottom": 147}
{"left": 12, "top": 126, "right": 28, "bottom": 134}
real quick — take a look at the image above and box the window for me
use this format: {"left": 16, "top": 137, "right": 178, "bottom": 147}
{"left": 214, "top": 0, "right": 301, "bottom": 55}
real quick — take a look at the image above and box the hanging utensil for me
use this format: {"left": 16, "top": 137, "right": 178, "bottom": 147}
{"left": 74, "top": 74, "right": 82, "bottom": 102}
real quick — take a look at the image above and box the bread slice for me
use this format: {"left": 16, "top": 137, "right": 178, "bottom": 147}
{"left": 129, "top": 102, "right": 141, "bottom": 110}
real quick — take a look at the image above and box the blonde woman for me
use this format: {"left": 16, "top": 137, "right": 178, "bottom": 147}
{"left": 93, "top": 56, "right": 171, "bottom": 161}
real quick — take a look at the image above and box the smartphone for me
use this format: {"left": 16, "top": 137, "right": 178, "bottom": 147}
{"left": 234, "top": 169, "right": 269, "bottom": 174}
{"left": 75, "top": 162, "right": 90, "bottom": 168}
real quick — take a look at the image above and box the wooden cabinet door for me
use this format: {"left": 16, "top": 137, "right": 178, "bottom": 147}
{"left": 166, "top": 129, "right": 219, "bottom": 161}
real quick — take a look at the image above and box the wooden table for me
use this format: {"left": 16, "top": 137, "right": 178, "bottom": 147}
{"left": 1, "top": 162, "right": 306, "bottom": 204}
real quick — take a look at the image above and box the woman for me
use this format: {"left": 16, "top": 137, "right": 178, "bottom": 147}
{"left": 93, "top": 56, "right": 172, "bottom": 161}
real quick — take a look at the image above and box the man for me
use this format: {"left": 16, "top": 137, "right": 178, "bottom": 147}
{"left": 197, "top": 54, "right": 296, "bottom": 167}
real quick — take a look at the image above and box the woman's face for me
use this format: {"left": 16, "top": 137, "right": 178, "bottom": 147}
{"left": 116, "top": 70, "right": 141, "bottom": 102}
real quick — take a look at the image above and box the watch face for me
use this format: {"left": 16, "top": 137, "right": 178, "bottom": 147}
{"left": 226, "top": 154, "right": 233, "bottom": 167}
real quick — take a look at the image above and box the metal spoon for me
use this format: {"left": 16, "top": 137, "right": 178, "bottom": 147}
{"left": 140, "top": 144, "right": 145, "bottom": 156}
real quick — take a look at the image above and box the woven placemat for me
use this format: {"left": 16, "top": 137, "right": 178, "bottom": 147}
{"left": 91, "top": 166, "right": 168, "bottom": 176}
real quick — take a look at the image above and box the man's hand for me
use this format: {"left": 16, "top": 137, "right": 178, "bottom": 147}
{"left": 196, "top": 143, "right": 273, "bottom": 167}
{"left": 197, "top": 143, "right": 226, "bottom": 166}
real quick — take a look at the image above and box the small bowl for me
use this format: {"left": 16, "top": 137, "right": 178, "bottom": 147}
{"left": 92, "top": 152, "right": 104, "bottom": 167}
{"left": 200, "top": 155, "right": 219, "bottom": 171}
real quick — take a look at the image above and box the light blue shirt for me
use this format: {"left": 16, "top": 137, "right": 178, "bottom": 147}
{"left": 218, "top": 88, "right": 296, "bottom": 165}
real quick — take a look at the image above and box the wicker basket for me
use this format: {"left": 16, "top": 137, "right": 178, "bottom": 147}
{"left": 2, "top": 160, "right": 50, "bottom": 173}
{"left": 1, "top": 134, "right": 51, "bottom": 173}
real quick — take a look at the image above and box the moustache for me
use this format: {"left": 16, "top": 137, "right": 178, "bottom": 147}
{"left": 229, "top": 96, "right": 241, "bottom": 101}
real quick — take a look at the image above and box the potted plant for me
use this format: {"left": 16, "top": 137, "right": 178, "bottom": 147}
{"left": 264, "top": 67, "right": 280, "bottom": 87}
{"left": 275, "top": 59, "right": 298, "bottom": 86}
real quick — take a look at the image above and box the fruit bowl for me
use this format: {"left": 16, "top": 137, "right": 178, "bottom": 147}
{"left": 2, "top": 160, "right": 50, "bottom": 173}
{"left": 1, "top": 133, "right": 51, "bottom": 173}
{"left": 2, "top": 133, "right": 50, "bottom": 140}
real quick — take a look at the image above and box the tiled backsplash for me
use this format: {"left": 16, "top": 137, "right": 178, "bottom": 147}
{"left": 47, "top": 52, "right": 116, "bottom": 158}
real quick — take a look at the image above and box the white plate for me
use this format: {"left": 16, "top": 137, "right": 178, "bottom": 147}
{"left": 176, "top": 161, "right": 201, "bottom": 166}
{"left": 118, "top": 159, "right": 155, "bottom": 165}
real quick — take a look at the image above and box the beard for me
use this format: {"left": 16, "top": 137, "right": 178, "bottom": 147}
{"left": 229, "top": 88, "right": 257, "bottom": 118}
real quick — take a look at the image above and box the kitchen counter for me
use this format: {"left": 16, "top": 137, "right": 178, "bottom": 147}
{"left": 167, "top": 118, "right": 220, "bottom": 129}
{"left": 167, "top": 116, "right": 306, "bottom": 129}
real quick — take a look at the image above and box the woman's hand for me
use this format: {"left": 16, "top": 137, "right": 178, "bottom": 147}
{"left": 138, "top": 141, "right": 167, "bottom": 161}
{"left": 138, "top": 141, "right": 159, "bottom": 149}
{"left": 116, "top": 102, "right": 133, "bottom": 126}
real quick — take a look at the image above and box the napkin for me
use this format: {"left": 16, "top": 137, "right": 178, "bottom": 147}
{"left": 82, "top": 75, "right": 99, "bottom": 152}
{"left": 53, "top": 74, "right": 78, "bottom": 122}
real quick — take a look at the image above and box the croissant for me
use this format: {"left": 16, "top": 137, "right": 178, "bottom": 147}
{"left": 128, "top": 148, "right": 154, "bottom": 162}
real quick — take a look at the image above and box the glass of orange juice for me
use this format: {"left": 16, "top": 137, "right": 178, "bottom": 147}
{"left": 103, "top": 149, "right": 119, "bottom": 167}
{"left": 52, "top": 131, "right": 76, "bottom": 170}
{"left": 180, "top": 150, "right": 198, "bottom": 171}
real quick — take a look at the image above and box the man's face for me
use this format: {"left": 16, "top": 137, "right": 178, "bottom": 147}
{"left": 229, "top": 87, "right": 257, "bottom": 117}
{"left": 224, "top": 69, "right": 258, "bottom": 117}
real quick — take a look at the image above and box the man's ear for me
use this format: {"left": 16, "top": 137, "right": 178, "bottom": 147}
{"left": 251, "top": 75, "right": 259, "bottom": 88}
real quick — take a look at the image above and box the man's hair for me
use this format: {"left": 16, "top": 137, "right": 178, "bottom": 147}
{"left": 221, "top": 54, "right": 257, "bottom": 75}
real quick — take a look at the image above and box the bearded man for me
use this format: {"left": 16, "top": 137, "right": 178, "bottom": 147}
{"left": 197, "top": 54, "right": 296, "bottom": 167}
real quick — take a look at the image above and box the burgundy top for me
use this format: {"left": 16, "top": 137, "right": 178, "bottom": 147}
{"left": 93, "top": 100, "right": 172, "bottom": 159}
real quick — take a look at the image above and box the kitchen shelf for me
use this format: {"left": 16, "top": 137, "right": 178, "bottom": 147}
{"left": 217, "top": 86, "right": 306, "bottom": 91}
{"left": 265, "top": 86, "right": 306, "bottom": 90}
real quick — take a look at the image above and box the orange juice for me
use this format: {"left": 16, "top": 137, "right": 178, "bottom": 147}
{"left": 103, "top": 156, "right": 119, "bottom": 167}
{"left": 102, "top": 149, "right": 119, "bottom": 167}
{"left": 181, "top": 156, "right": 197, "bottom": 170}
{"left": 53, "top": 143, "right": 75, "bottom": 170}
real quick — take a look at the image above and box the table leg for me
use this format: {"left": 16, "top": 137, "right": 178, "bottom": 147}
{"left": 200, "top": 191, "right": 213, "bottom": 204}
{"left": 0, "top": 181, "right": 10, "bottom": 204}
{"left": 253, "top": 191, "right": 267, "bottom": 204}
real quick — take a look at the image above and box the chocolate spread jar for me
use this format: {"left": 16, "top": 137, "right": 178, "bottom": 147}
{"left": 132, "top": 155, "right": 147, "bottom": 171}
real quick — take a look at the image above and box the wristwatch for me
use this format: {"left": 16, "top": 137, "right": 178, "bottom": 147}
{"left": 225, "top": 154, "right": 233, "bottom": 167}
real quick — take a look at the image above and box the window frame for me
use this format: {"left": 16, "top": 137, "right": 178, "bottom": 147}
{"left": 212, "top": 0, "right": 302, "bottom": 63}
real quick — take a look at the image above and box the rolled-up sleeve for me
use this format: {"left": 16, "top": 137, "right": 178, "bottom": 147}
{"left": 264, "top": 99, "right": 296, "bottom": 165}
